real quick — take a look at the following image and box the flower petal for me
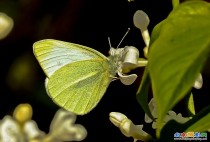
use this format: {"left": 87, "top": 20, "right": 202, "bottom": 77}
{"left": 0, "top": 116, "right": 23, "bottom": 142}
{"left": 193, "top": 73, "right": 203, "bottom": 89}
{"left": 118, "top": 71, "right": 137, "bottom": 85}
{"left": 23, "top": 120, "right": 45, "bottom": 140}
{"left": 49, "top": 109, "right": 87, "bottom": 141}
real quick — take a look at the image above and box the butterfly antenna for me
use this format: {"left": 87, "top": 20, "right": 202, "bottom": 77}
{"left": 116, "top": 28, "right": 130, "bottom": 48}
{"left": 108, "top": 37, "right": 112, "bottom": 48}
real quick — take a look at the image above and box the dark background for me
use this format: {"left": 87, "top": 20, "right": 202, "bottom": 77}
{"left": 0, "top": 0, "right": 209, "bottom": 141}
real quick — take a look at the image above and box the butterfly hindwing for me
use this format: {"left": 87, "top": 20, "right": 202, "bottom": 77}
{"left": 46, "top": 59, "right": 112, "bottom": 115}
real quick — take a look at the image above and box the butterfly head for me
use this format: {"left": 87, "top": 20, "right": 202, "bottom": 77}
{"left": 107, "top": 28, "right": 140, "bottom": 85}
{"left": 108, "top": 46, "right": 139, "bottom": 85}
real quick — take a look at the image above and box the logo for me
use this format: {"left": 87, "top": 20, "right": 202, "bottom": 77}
{"left": 174, "top": 132, "right": 207, "bottom": 141}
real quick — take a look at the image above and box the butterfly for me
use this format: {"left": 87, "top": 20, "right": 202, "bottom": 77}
{"left": 33, "top": 39, "right": 139, "bottom": 115}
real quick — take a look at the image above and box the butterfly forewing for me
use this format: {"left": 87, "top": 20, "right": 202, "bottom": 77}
{"left": 46, "top": 59, "right": 112, "bottom": 115}
{"left": 33, "top": 39, "right": 108, "bottom": 77}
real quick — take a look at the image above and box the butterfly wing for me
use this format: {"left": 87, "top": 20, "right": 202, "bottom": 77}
{"left": 33, "top": 39, "right": 114, "bottom": 114}
{"left": 33, "top": 39, "right": 107, "bottom": 77}
{"left": 46, "top": 59, "right": 112, "bottom": 115}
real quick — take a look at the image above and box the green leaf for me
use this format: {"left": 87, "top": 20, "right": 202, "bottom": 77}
{"left": 149, "top": 20, "right": 165, "bottom": 46}
{"left": 148, "top": 1, "right": 210, "bottom": 135}
{"left": 136, "top": 67, "right": 154, "bottom": 120}
{"left": 186, "top": 106, "right": 210, "bottom": 132}
{"left": 187, "top": 93, "right": 195, "bottom": 116}
{"left": 158, "top": 106, "right": 210, "bottom": 141}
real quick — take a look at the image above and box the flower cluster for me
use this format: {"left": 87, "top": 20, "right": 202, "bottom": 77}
{"left": 109, "top": 112, "right": 151, "bottom": 142}
{"left": 144, "top": 98, "right": 191, "bottom": 129}
{"left": 0, "top": 104, "right": 87, "bottom": 142}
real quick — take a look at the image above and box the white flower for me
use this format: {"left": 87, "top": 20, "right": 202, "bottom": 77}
{"left": 110, "top": 45, "right": 147, "bottom": 85}
{"left": 145, "top": 98, "right": 191, "bottom": 129}
{"left": 0, "top": 12, "right": 14, "bottom": 39}
{"left": 133, "top": 10, "right": 150, "bottom": 58}
{"left": 166, "top": 111, "right": 190, "bottom": 124}
{"left": 144, "top": 98, "right": 157, "bottom": 123}
{"left": 193, "top": 73, "right": 203, "bottom": 89}
{"left": 0, "top": 116, "right": 24, "bottom": 142}
{"left": 0, "top": 104, "right": 87, "bottom": 142}
{"left": 128, "top": 0, "right": 134, "bottom": 2}
{"left": 23, "top": 120, "right": 45, "bottom": 141}
{"left": 47, "top": 109, "right": 87, "bottom": 142}
{"left": 109, "top": 112, "right": 151, "bottom": 142}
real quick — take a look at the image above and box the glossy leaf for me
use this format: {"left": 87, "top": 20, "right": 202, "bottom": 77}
{"left": 148, "top": 1, "right": 210, "bottom": 135}
{"left": 136, "top": 67, "right": 154, "bottom": 120}
{"left": 159, "top": 106, "right": 210, "bottom": 141}
{"left": 187, "top": 93, "right": 195, "bottom": 116}
{"left": 186, "top": 106, "right": 210, "bottom": 132}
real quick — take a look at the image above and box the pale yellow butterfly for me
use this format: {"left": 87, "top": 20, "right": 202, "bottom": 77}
{"left": 33, "top": 33, "right": 139, "bottom": 115}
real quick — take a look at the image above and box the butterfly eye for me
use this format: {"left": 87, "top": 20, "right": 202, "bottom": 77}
{"left": 108, "top": 47, "right": 115, "bottom": 56}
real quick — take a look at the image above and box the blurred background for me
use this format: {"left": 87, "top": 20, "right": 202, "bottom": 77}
{"left": 0, "top": 0, "right": 209, "bottom": 141}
